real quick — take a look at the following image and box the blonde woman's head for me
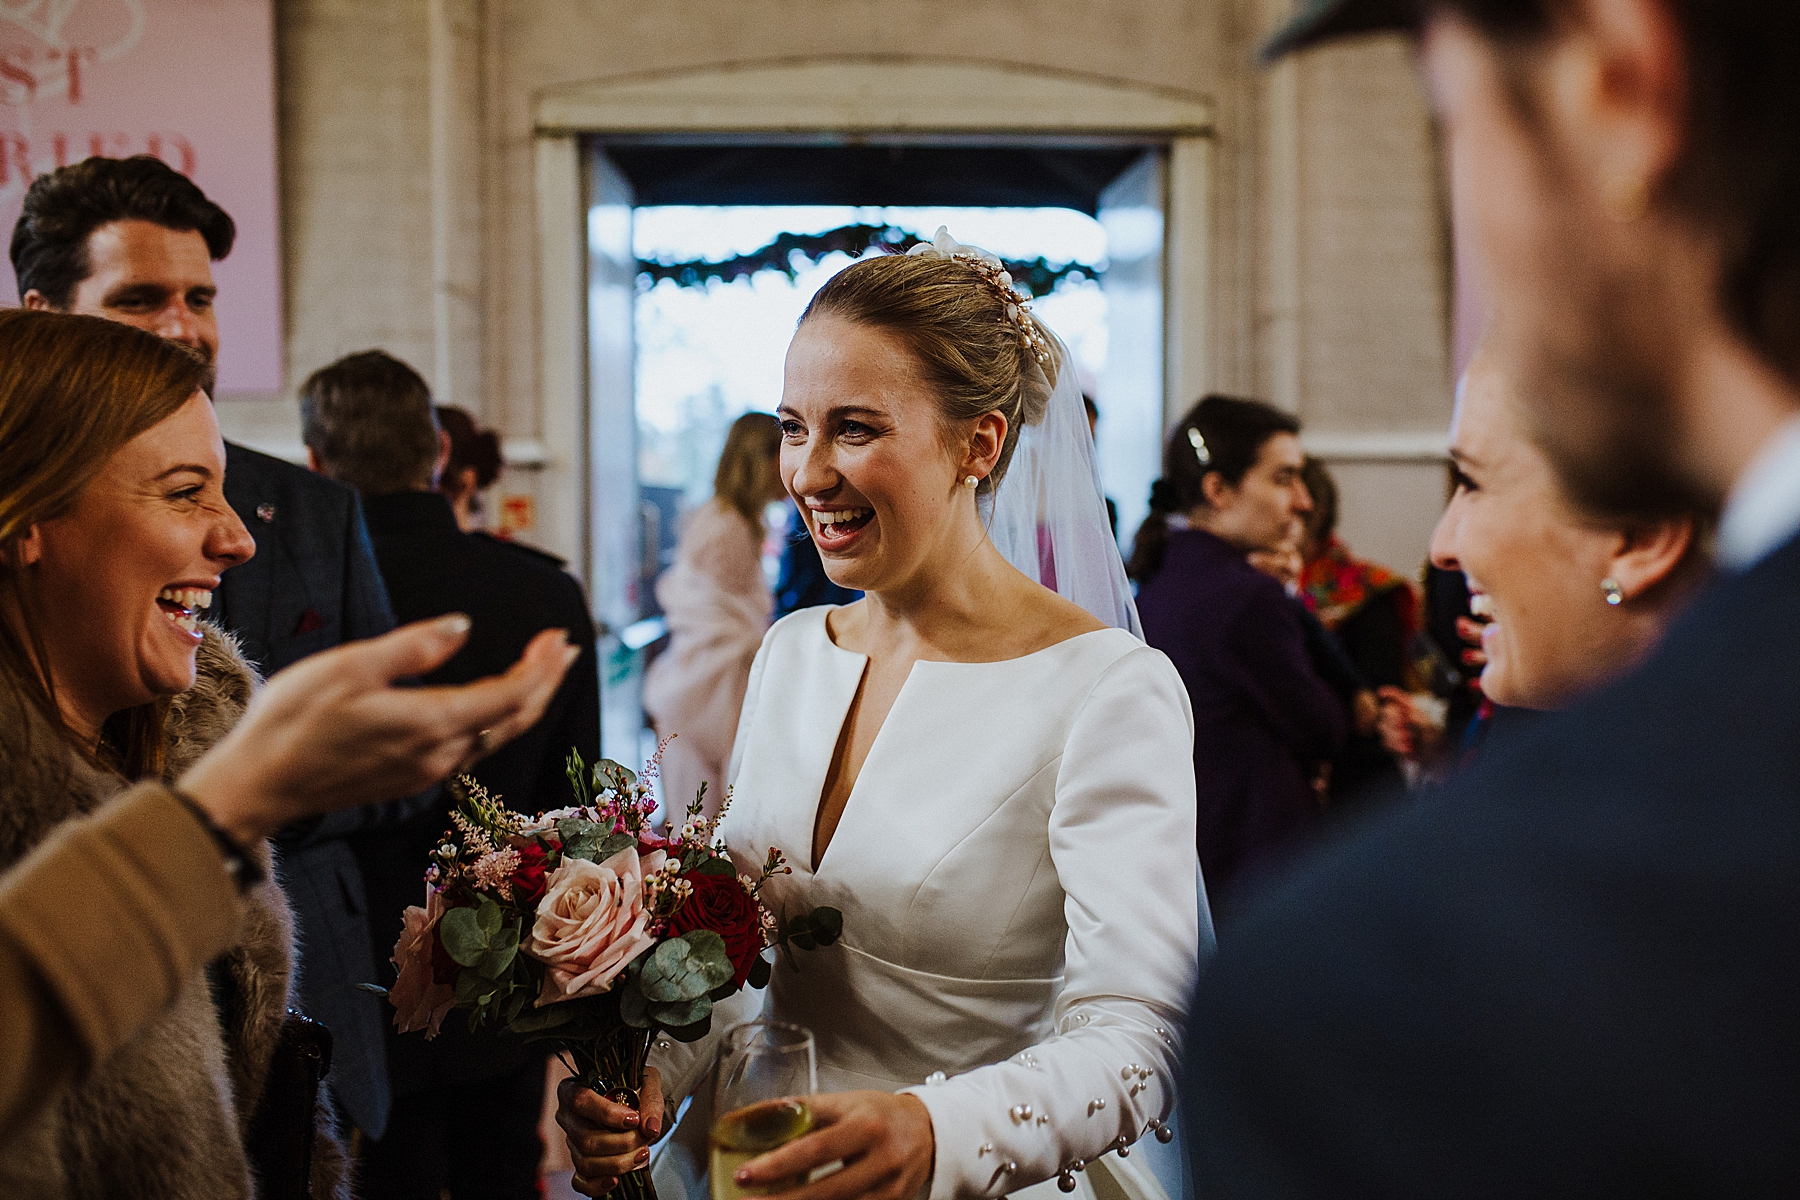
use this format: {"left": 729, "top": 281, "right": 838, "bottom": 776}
{"left": 714, "top": 411, "right": 784, "bottom": 527}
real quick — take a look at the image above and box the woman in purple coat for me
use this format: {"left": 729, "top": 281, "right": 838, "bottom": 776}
{"left": 1130, "top": 396, "right": 1346, "bottom": 913}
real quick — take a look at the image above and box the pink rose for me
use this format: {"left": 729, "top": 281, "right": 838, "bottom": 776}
{"left": 519, "top": 806, "right": 588, "bottom": 835}
{"left": 390, "top": 887, "right": 457, "bottom": 1038}
{"left": 524, "top": 846, "right": 665, "bottom": 1006}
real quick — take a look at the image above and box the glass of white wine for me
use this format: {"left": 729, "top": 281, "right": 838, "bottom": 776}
{"left": 711, "top": 1021, "right": 817, "bottom": 1200}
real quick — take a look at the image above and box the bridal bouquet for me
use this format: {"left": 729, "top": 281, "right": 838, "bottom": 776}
{"left": 370, "top": 745, "right": 840, "bottom": 1200}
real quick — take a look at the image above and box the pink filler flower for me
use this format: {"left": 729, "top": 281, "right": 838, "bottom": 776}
{"left": 524, "top": 845, "right": 665, "bottom": 1006}
{"left": 390, "top": 887, "right": 457, "bottom": 1038}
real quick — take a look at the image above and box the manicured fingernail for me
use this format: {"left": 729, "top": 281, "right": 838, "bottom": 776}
{"left": 635, "top": 1148, "right": 650, "bottom": 1166}
{"left": 648, "top": 1117, "right": 661, "bottom": 1138}
{"left": 439, "top": 613, "right": 472, "bottom": 636}
{"left": 736, "top": 1169, "right": 751, "bottom": 1183}
{"left": 624, "top": 1111, "right": 639, "bottom": 1127}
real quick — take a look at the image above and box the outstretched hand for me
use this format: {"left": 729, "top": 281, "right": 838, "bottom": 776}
{"left": 181, "top": 615, "right": 579, "bottom": 846}
{"left": 561, "top": 1066, "right": 665, "bottom": 1197}
{"left": 734, "top": 1090, "right": 934, "bottom": 1200}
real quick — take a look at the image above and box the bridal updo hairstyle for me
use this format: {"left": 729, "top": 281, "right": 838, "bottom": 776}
{"left": 1127, "top": 394, "right": 1301, "bottom": 584}
{"left": 0, "top": 308, "right": 208, "bottom": 776}
{"left": 799, "top": 251, "right": 1062, "bottom": 495}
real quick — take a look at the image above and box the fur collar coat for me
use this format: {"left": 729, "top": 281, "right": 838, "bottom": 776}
{"left": 0, "top": 626, "right": 351, "bottom": 1200}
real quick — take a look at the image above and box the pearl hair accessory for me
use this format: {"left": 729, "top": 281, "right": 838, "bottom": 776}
{"left": 1188, "top": 427, "right": 1211, "bottom": 467}
{"left": 908, "top": 226, "right": 1053, "bottom": 366}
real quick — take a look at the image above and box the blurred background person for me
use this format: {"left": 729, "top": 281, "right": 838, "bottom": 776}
{"left": 1298, "top": 457, "right": 1419, "bottom": 695}
{"left": 642, "top": 411, "right": 785, "bottom": 817}
{"left": 1185, "top": 0, "right": 1800, "bottom": 1185}
{"left": 1381, "top": 347, "right": 1711, "bottom": 773}
{"left": 435, "top": 405, "right": 505, "bottom": 534}
{"left": 1132, "top": 395, "right": 1346, "bottom": 915}
{"left": 10, "top": 154, "right": 407, "bottom": 1146}
{"left": 300, "top": 349, "right": 600, "bottom": 1200}
{"left": 1297, "top": 456, "right": 1419, "bottom": 803}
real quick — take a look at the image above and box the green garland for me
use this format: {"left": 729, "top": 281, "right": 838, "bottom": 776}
{"left": 636, "top": 223, "right": 1101, "bottom": 297}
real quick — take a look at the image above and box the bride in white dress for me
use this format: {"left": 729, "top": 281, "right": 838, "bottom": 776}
{"left": 558, "top": 230, "right": 1208, "bottom": 1200}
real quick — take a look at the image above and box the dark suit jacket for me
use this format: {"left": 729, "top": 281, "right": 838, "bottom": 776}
{"left": 1181, "top": 531, "right": 1800, "bottom": 1196}
{"left": 214, "top": 441, "right": 400, "bottom": 1138}
{"left": 1137, "top": 528, "right": 1347, "bottom": 913}
{"left": 351, "top": 492, "right": 600, "bottom": 1093}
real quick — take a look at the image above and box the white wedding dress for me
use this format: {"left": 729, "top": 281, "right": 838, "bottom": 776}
{"left": 649, "top": 606, "right": 1205, "bottom": 1200}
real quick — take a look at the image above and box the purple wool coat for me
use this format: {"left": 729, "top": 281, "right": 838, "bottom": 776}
{"left": 1136, "top": 527, "right": 1347, "bottom": 911}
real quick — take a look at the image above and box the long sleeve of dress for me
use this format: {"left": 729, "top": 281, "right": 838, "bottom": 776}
{"left": 0, "top": 784, "right": 243, "bottom": 1142}
{"left": 901, "top": 647, "right": 1204, "bottom": 1199}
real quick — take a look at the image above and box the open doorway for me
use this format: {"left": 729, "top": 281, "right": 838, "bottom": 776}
{"left": 585, "top": 138, "right": 1168, "bottom": 766}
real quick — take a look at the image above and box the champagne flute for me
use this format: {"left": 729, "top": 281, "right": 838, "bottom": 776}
{"left": 711, "top": 1021, "right": 817, "bottom": 1200}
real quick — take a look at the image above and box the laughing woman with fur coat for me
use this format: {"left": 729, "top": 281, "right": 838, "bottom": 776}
{"left": 0, "top": 312, "right": 352, "bottom": 1199}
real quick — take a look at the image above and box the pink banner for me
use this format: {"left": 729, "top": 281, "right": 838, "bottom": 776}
{"left": 0, "top": 0, "right": 281, "bottom": 393}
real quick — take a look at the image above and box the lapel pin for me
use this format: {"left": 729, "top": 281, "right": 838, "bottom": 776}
{"left": 255, "top": 503, "right": 276, "bottom": 523}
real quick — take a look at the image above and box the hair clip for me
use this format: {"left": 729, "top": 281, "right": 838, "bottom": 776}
{"left": 1188, "top": 427, "right": 1211, "bottom": 467}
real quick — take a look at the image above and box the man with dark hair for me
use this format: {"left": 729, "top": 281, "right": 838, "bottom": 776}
{"left": 300, "top": 350, "right": 443, "bottom": 496}
{"left": 1183, "top": 2, "right": 1800, "bottom": 1194}
{"left": 301, "top": 349, "right": 600, "bottom": 1200}
{"left": 13, "top": 154, "right": 403, "bottom": 1144}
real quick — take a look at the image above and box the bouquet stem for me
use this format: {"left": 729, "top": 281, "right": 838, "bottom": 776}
{"left": 566, "top": 1026, "right": 659, "bottom": 1200}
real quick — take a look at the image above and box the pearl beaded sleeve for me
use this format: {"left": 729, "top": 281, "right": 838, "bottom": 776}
{"left": 899, "top": 649, "right": 1205, "bottom": 1200}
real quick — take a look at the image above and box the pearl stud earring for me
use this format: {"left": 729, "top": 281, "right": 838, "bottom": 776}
{"left": 964, "top": 475, "right": 980, "bottom": 488}
{"left": 1602, "top": 577, "right": 1624, "bottom": 606}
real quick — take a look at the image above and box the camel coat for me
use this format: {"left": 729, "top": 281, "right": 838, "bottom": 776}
{"left": 0, "top": 626, "right": 351, "bottom": 1200}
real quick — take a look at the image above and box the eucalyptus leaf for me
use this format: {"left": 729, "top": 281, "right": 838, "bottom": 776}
{"left": 619, "top": 979, "right": 653, "bottom": 1029}
{"left": 558, "top": 818, "right": 606, "bottom": 862}
{"left": 747, "top": 955, "right": 771, "bottom": 990}
{"left": 638, "top": 939, "right": 710, "bottom": 1003}
{"left": 454, "top": 967, "right": 487, "bottom": 1006}
{"left": 593, "top": 832, "right": 637, "bottom": 863}
{"left": 440, "top": 906, "right": 488, "bottom": 966}
{"left": 649, "top": 996, "right": 711, "bottom": 1029}
{"left": 692, "top": 856, "right": 735, "bottom": 877}
{"left": 508, "top": 1001, "right": 580, "bottom": 1035}
{"left": 663, "top": 1012, "right": 713, "bottom": 1043}
{"left": 476, "top": 896, "right": 504, "bottom": 938}
{"left": 473, "top": 939, "right": 517, "bottom": 981}
{"left": 639, "top": 932, "right": 733, "bottom": 1001}
{"left": 807, "top": 906, "right": 843, "bottom": 946}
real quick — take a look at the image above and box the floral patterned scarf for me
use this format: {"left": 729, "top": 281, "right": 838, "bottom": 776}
{"left": 1300, "top": 536, "right": 1419, "bottom": 633}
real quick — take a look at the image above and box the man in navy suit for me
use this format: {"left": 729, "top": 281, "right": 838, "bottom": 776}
{"left": 13, "top": 156, "right": 400, "bottom": 1142}
{"left": 1180, "top": 1, "right": 1800, "bottom": 1194}
{"left": 300, "top": 349, "right": 599, "bottom": 1200}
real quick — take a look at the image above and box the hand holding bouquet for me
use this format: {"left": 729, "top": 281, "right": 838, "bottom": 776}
{"left": 372, "top": 745, "right": 841, "bottom": 1200}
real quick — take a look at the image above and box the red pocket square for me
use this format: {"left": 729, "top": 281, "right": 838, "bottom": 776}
{"left": 292, "top": 608, "right": 326, "bottom": 636}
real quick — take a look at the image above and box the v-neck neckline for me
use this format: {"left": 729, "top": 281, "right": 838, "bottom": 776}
{"left": 808, "top": 640, "right": 915, "bottom": 874}
{"left": 795, "top": 615, "right": 1120, "bottom": 875}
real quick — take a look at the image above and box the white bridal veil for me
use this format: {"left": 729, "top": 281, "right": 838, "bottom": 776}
{"left": 981, "top": 324, "right": 1143, "bottom": 637}
{"left": 906, "top": 228, "right": 1143, "bottom": 637}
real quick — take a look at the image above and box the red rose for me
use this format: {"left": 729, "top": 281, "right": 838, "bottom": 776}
{"left": 512, "top": 842, "right": 551, "bottom": 906}
{"left": 666, "top": 871, "right": 763, "bottom": 987}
